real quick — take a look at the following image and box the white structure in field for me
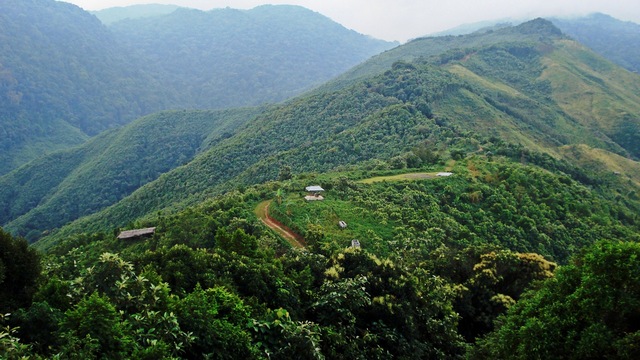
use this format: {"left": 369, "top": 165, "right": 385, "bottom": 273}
{"left": 305, "top": 185, "right": 325, "bottom": 201}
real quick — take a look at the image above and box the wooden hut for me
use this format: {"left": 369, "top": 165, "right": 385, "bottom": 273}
{"left": 305, "top": 185, "right": 325, "bottom": 201}
{"left": 117, "top": 227, "right": 156, "bottom": 240}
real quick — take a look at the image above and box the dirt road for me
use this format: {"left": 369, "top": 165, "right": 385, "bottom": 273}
{"left": 255, "top": 200, "right": 305, "bottom": 248}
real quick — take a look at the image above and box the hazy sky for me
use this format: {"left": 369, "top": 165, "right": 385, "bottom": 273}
{"left": 62, "top": 0, "right": 640, "bottom": 42}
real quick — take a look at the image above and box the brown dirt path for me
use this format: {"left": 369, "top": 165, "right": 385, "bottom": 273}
{"left": 255, "top": 200, "right": 305, "bottom": 248}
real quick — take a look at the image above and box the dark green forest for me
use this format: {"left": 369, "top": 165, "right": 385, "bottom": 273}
{"left": 0, "top": 0, "right": 394, "bottom": 174}
{"left": 0, "top": 108, "right": 263, "bottom": 241}
{"left": 2, "top": 156, "right": 639, "bottom": 358}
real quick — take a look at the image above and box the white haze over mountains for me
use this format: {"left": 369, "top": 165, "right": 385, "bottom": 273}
{"left": 64, "top": 0, "right": 640, "bottom": 42}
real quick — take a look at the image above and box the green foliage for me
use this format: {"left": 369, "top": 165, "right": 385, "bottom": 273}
{"left": 13, "top": 301, "right": 64, "bottom": 355}
{"left": 109, "top": 5, "right": 395, "bottom": 110}
{"left": 12, "top": 17, "right": 639, "bottom": 248}
{"left": 60, "top": 292, "right": 130, "bottom": 359}
{"left": 1, "top": 108, "right": 261, "bottom": 242}
{"left": 0, "top": 1, "right": 394, "bottom": 174}
{"left": 427, "top": 246, "right": 556, "bottom": 341}
{"left": 271, "top": 159, "right": 639, "bottom": 263}
{"left": 0, "top": 0, "right": 176, "bottom": 173}
{"left": 0, "top": 228, "right": 41, "bottom": 312}
{"left": 175, "top": 285, "right": 258, "bottom": 359}
{"left": 0, "top": 313, "right": 35, "bottom": 360}
{"left": 473, "top": 240, "right": 640, "bottom": 359}
{"left": 4, "top": 13, "right": 640, "bottom": 360}
{"left": 251, "top": 308, "right": 324, "bottom": 360}
{"left": 311, "top": 249, "right": 465, "bottom": 359}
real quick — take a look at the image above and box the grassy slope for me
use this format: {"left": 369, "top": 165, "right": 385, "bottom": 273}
{"left": 540, "top": 40, "right": 640, "bottom": 158}
{"left": 560, "top": 144, "right": 640, "bottom": 187}
{"left": 321, "top": 18, "right": 564, "bottom": 91}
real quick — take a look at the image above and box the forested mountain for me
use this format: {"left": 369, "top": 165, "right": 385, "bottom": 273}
{"left": 11, "top": 19, "right": 637, "bottom": 247}
{"left": 423, "top": 13, "right": 640, "bottom": 74}
{"left": 551, "top": 13, "right": 640, "bottom": 73}
{"left": 2, "top": 17, "right": 640, "bottom": 359}
{"left": 0, "top": 107, "right": 263, "bottom": 241}
{"left": 0, "top": 0, "right": 177, "bottom": 174}
{"left": 2, "top": 161, "right": 638, "bottom": 358}
{"left": 107, "top": 5, "right": 397, "bottom": 109}
{"left": 0, "top": 0, "right": 395, "bottom": 174}
{"left": 91, "top": 3, "right": 181, "bottom": 24}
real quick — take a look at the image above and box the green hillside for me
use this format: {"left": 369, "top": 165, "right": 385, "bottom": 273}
{"left": 552, "top": 13, "right": 640, "bottom": 73}
{"left": 1, "top": 108, "right": 262, "bottom": 241}
{"left": 0, "top": 0, "right": 179, "bottom": 174}
{"left": 18, "top": 20, "right": 637, "bottom": 249}
{"left": 2, "top": 18, "right": 640, "bottom": 359}
{"left": 2, "top": 159, "right": 637, "bottom": 358}
{"left": 0, "top": 0, "right": 395, "bottom": 174}
{"left": 322, "top": 18, "right": 566, "bottom": 89}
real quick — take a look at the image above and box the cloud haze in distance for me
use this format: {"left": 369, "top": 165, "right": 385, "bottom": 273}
{"left": 64, "top": 0, "right": 640, "bottom": 42}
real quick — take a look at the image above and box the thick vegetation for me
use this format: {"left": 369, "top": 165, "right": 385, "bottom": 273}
{"left": 0, "top": 0, "right": 394, "bottom": 174}
{"left": 1, "top": 158, "right": 638, "bottom": 358}
{"left": 473, "top": 240, "right": 640, "bottom": 359}
{"left": 270, "top": 158, "right": 639, "bottom": 263}
{"left": 2, "top": 11, "right": 639, "bottom": 359}
{"left": 1, "top": 108, "right": 262, "bottom": 241}
{"left": 0, "top": 0, "right": 176, "bottom": 174}
{"left": 22, "top": 20, "right": 640, "bottom": 247}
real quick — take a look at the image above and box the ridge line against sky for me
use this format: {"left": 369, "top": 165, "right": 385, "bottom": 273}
{"left": 62, "top": 0, "right": 640, "bottom": 42}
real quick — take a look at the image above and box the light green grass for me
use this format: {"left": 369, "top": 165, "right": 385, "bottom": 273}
{"left": 358, "top": 172, "right": 438, "bottom": 184}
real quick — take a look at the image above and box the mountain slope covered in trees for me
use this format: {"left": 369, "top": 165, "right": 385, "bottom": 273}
{"left": 14, "top": 19, "right": 638, "bottom": 248}
{"left": 2, "top": 17, "right": 640, "bottom": 360}
{"left": 0, "top": 0, "right": 177, "bottom": 174}
{"left": 1, "top": 107, "right": 262, "bottom": 241}
{"left": 0, "top": 0, "right": 395, "bottom": 174}
{"left": 1, "top": 161, "right": 638, "bottom": 358}
{"left": 107, "top": 5, "right": 396, "bottom": 109}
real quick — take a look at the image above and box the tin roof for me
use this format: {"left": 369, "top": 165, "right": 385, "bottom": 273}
{"left": 305, "top": 185, "right": 325, "bottom": 192}
{"left": 117, "top": 227, "right": 156, "bottom": 240}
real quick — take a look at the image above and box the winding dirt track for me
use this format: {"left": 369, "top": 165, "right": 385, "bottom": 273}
{"left": 255, "top": 200, "right": 305, "bottom": 248}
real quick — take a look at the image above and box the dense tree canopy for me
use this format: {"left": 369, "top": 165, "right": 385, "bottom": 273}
{"left": 472, "top": 240, "right": 640, "bottom": 359}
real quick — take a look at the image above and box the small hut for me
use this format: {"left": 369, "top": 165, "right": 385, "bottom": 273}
{"left": 305, "top": 185, "right": 325, "bottom": 201}
{"left": 338, "top": 221, "right": 347, "bottom": 229}
{"left": 351, "top": 239, "right": 361, "bottom": 249}
{"left": 117, "top": 227, "right": 156, "bottom": 240}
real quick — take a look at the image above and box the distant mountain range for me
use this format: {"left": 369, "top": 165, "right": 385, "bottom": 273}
{"left": 0, "top": 0, "right": 396, "bottom": 174}
{"left": 107, "top": 5, "right": 397, "bottom": 110}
